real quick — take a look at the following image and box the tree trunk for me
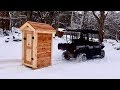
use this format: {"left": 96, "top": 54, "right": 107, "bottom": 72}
{"left": 81, "top": 11, "right": 88, "bottom": 29}
{"left": 116, "top": 31, "right": 118, "bottom": 42}
{"left": 98, "top": 23, "right": 104, "bottom": 43}
{"left": 28, "top": 11, "right": 33, "bottom": 21}
{"left": 71, "top": 11, "right": 74, "bottom": 27}
{"left": 9, "top": 12, "right": 12, "bottom": 30}
{"left": 92, "top": 11, "right": 108, "bottom": 43}
{"left": 52, "top": 13, "right": 60, "bottom": 30}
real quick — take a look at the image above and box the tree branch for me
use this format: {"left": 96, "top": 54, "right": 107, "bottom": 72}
{"left": 92, "top": 11, "right": 100, "bottom": 23}
{"left": 105, "top": 11, "right": 108, "bottom": 18}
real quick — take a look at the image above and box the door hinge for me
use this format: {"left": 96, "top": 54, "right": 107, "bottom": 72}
{"left": 32, "top": 36, "right": 34, "bottom": 39}
{"left": 31, "top": 58, "right": 34, "bottom": 60}
{"left": 23, "top": 37, "right": 26, "bottom": 40}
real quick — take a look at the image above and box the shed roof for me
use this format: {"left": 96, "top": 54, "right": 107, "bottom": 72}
{"left": 19, "top": 21, "right": 56, "bottom": 33}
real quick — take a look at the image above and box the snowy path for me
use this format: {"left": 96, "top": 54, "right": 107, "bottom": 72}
{"left": 0, "top": 36, "right": 120, "bottom": 78}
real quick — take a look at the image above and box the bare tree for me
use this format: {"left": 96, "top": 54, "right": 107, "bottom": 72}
{"left": 24, "top": 11, "right": 61, "bottom": 30}
{"left": 92, "top": 11, "right": 108, "bottom": 43}
{"left": 70, "top": 11, "right": 83, "bottom": 29}
{"left": 105, "top": 11, "right": 120, "bottom": 41}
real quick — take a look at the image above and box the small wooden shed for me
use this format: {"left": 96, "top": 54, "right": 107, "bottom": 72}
{"left": 19, "top": 21, "right": 56, "bottom": 69}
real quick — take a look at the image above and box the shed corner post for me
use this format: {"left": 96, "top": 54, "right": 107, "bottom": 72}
{"left": 51, "top": 32, "right": 55, "bottom": 65}
{"left": 21, "top": 30, "right": 25, "bottom": 65}
{"left": 32, "top": 31, "right": 38, "bottom": 69}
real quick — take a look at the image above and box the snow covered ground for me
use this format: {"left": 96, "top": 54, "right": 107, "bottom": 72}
{"left": 0, "top": 28, "right": 120, "bottom": 79}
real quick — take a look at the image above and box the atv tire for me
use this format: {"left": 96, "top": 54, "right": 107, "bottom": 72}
{"left": 62, "top": 51, "right": 71, "bottom": 60}
{"left": 76, "top": 53, "right": 87, "bottom": 62}
{"left": 100, "top": 50, "right": 105, "bottom": 58}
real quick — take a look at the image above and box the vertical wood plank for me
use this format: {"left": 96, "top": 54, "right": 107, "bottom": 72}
{"left": 32, "top": 32, "right": 38, "bottom": 68}
{"left": 22, "top": 31, "right": 24, "bottom": 65}
{"left": 24, "top": 31, "right": 27, "bottom": 64}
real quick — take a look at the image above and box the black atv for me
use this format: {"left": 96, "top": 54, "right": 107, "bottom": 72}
{"left": 58, "top": 29, "right": 105, "bottom": 61}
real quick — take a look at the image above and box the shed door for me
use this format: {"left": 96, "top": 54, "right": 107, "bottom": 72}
{"left": 24, "top": 31, "right": 34, "bottom": 66}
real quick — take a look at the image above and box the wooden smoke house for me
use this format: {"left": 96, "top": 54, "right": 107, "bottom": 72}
{"left": 19, "top": 21, "right": 56, "bottom": 69}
